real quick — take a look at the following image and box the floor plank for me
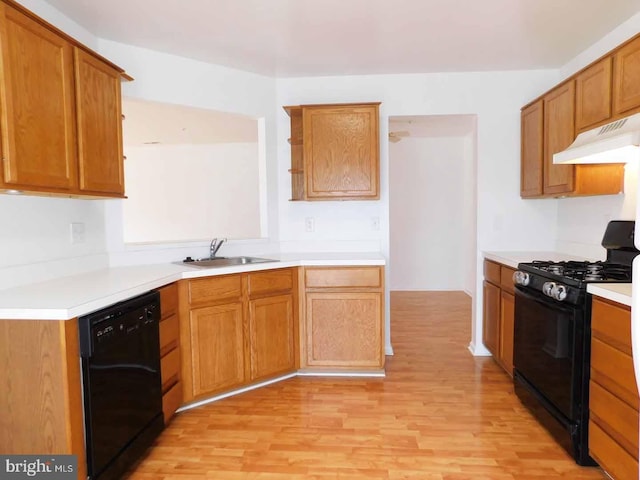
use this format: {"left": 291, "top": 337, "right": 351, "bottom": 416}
{"left": 128, "top": 291, "right": 608, "bottom": 479}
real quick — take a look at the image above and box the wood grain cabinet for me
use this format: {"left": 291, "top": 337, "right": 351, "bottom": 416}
{"left": 158, "top": 283, "right": 182, "bottom": 424}
{"left": 482, "top": 259, "right": 515, "bottom": 375}
{"left": 284, "top": 102, "right": 380, "bottom": 201}
{"left": 179, "top": 269, "right": 298, "bottom": 403}
{"left": 247, "top": 269, "right": 297, "bottom": 381}
{"left": 520, "top": 100, "right": 544, "bottom": 197}
{"left": 575, "top": 56, "right": 613, "bottom": 132}
{"left": 0, "top": 319, "right": 87, "bottom": 479}
{"left": 520, "top": 81, "right": 624, "bottom": 198}
{"left": 0, "top": 1, "right": 126, "bottom": 198}
{"left": 302, "top": 267, "right": 384, "bottom": 370}
{"left": 543, "top": 81, "right": 577, "bottom": 196}
{"left": 74, "top": 48, "right": 124, "bottom": 196}
{"left": 589, "top": 297, "right": 639, "bottom": 480}
{"left": 179, "top": 274, "right": 246, "bottom": 401}
{"left": 614, "top": 35, "right": 640, "bottom": 116}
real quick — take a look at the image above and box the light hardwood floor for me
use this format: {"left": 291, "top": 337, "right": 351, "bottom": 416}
{"left": 128, "top": 291, "right": 608, "bottom": 479}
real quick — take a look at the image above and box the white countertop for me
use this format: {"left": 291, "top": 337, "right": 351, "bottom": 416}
{"left": 587, "top": 283, "right": 632, "bottom": 307}
{"left": 484, "top": 251, "right": 632, "bottom": 306}
{"left": 483, "top": 251, "right": 597, "bottom": 269}
{"left": 0, "top": 253, "right": 385, "bottom": 320}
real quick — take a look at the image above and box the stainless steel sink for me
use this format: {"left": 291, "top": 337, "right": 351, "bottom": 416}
{"left": 182, "top": 256, "right": 277, "bottom": 268}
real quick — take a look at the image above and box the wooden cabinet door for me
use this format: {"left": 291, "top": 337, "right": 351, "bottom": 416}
{"left": 543, "top": 82, "right": 575, "bottom": 195}
{"left": 303, "top": 104, "right": 379, "bottom": 199}
{"left": 306, "top": 292, "right": 383, "bottom": 367}
{"left": 576, "top": 57, "right": 613, "bottom": 132}
{"left": 248, "top": 294, "right": 295, "bottom": 381}
{"left": 614, "top": 35, "right": 640, "bottom": 116}
{"left": 74, "top": 48, "right": 124, "bottom": 195}
{"left": 189, "top": 303, "right": 245, "bottom": 397}
{"left": 0, "top": 4, "right": 76, "bottom": 191}
{"left": 520, "top": 100, "right": 544, "bottom": 197}
{"left": 499, "top": 290, "right": 514, "bottom": 375}
{"left": 482, "top": 281, "right": 500, "bottom": 356}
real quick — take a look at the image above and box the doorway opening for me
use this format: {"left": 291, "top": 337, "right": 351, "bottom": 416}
{"left": 388, "top": 114, "right": 477, "bottom": 327}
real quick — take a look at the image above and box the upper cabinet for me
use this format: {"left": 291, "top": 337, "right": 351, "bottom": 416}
{"left": 74, "top": 49, "right": 124, "bottom": 196}
{"left": 518, "top": 34, "right": 640, "bottom": 198}
{"left": 543, "top": 81, "right": 576, "bottom": 195}
{"left": 520, "top": 100, "right": 544, "bottom": 197}
{"left": 284, "top": 102, "right": 380, "bottom": 201}
{"left": 614, "top": 36, "right": 640, "bottom": 116}
{"left": 0, "top": 2, "right": 127, "bottom": 198}
{"left": 575, "top": 57, "right": 613, "bottom": 133}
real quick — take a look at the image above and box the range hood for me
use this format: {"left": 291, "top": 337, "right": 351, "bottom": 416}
{"left": 553, "top": 112, "right": 640, "bottom": 164}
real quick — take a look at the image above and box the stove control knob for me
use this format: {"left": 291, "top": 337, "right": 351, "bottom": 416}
{"left": 513, "top": 271, "right": 530, "bottom": 286}
{"left": 553, "top": 284, "right": 568, "bottom": 302}
{"left": 542, "top": 281, "right": 556, "bottom": 297}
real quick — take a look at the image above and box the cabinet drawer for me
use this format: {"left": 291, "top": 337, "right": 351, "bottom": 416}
{"left": 500, "top": 266, "right": 515, "bottom": 294}
{"left": 248, "top": 268, "right": 293, "bottom": 297}
{"left": 159, "top": 313, "right": 179, "bottom": 357}
{"left": 305, "top": 267, "right": 382, "bottom": 289}
{"left": 188, "top": 274, "right": 242, "bottom": 305}
{"left": 590, "top": 380, "right": 639, "bottom": 457}
{"left": 160, "top": 348, "right": 180, "bottom": 392}
{"left": 591, "top": 337, "right": 639, "bottom": 407}
{"left": 162, "top": 381, "right": 182, "bottom": 424}
{"left": 589, "top": 420, "right": 639, "bottom": 480}
{"left": 592, "top": 298, "right": 632, "bottom": 354}
{"left": 158, "top": 283, "right": 178, "bottom": 319}
{"left": 483, "top": 260, "right": 501, "bottom": 285}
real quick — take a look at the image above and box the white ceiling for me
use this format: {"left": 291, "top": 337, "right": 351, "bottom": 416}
{"left": 44, "top": 0, "right": 640, "bottom": 77}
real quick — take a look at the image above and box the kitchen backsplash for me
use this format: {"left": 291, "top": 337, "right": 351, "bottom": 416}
{"left": 555, "top": 162, "right": 639, "bottom": 259}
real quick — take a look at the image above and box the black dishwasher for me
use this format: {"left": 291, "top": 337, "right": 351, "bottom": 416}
{"left": 79, "top": 291, "right": 164, "bottom": 480}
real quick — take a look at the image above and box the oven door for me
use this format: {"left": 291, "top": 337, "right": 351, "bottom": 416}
{"left": 513, "top": 286, "right": 586, "bottom": 422}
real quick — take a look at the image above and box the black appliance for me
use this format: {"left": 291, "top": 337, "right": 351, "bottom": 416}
{"left": 512, "top": 220, "right": 637, "bottom": 466}
{"left": 79, "top": 291, "right": 164, "bottom": 480}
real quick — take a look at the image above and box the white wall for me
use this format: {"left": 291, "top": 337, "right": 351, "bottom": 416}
{"left": 123, "top": 143, "right": 261, "bottom": 243}
{"left": 389, "top": 135, "right": 472, "bottom": 291}
{"left": 15, "top": 0, "right": 98, "bottom": 49}
{"left": 95, "top": 40, "right": 281, "bottom": 266}
{"left": 276, "top": 69, "right": 561, "bottom": 356}
{"left": 462, "top": 133, "right": 478, "bottom": 296}
{"left": 556, "top": 164, "right": 639, "bottom": 258}
{"left": 0, "top": 195, "right": 109, "bottom": 290}
{"left": 0, "top": 1, "right": 110, "bottom": 289}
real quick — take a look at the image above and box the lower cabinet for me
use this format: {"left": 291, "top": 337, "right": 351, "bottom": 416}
{"left": 190, "top": 302, "right": 245, "bottom": 396}
{"left": 249, "top": 294, "right": 295, "bottom": 381}
{"left": 302, "top": 267, "right": 385, "bottom": 370}
{"left": 499, "top": 290, "right": 515, "bottom": 375}
{"left": 158, "top": 283, "right": 182, "bottom": 423}
{"left": 482, "top": 259, "right": 515, "bottom": 375}
{"left": 589, "top": 297, "right": 639, "bottom": 480}
{"left": 179, "top": 268, "right": 298, "bottom": 403}
{"left": 482, "top": 279, "right": 500, "bottom": 356}
{"left": 0, "top": 319, "right": 87, "bottom": 479}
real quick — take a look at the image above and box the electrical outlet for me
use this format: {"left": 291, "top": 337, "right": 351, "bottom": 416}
{"left": 305, "top": 217, "right": 315, "bottom": 233}
{"left": 371, "top": 216, "right": 380, "bottom": 231}
{"left": 70, "top": 222, "right": 86, "bottom": 244}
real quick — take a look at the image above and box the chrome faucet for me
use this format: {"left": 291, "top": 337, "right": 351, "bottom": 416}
{"left": 209, "top": 238, "right": 226, "bottom": 259}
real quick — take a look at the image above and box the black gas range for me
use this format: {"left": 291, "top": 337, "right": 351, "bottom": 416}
{"left": 511, "top": 220, "right": 637, "bottom": 466}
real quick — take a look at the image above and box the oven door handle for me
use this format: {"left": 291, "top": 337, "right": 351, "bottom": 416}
{"left": 514, "top": 286, "right": 578, "bottom": 314}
